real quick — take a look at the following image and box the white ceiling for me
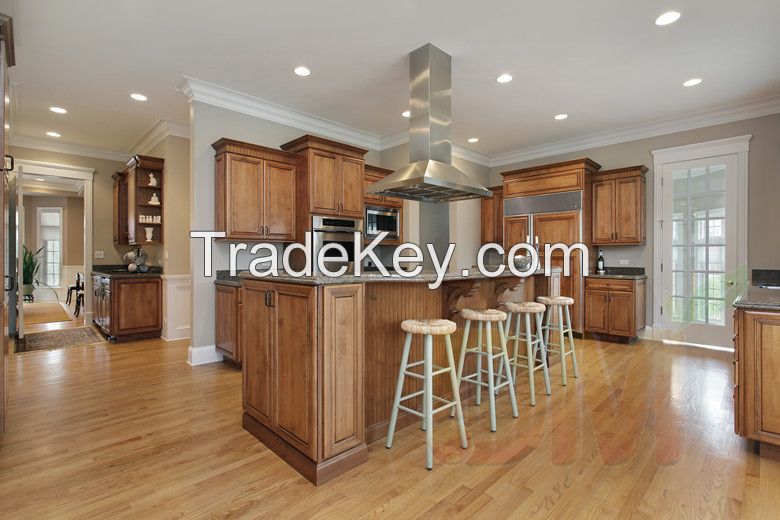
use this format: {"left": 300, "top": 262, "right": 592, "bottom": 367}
{"left": 3, "top": 0, "right": 780, "bottom": 158}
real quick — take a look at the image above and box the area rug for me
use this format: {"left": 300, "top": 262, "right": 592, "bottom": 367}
{"left": 23, "top": 302, "right": 72, "bottom": 325}
{"left": 20, "top": 327, "right": 105, "bottom": 353}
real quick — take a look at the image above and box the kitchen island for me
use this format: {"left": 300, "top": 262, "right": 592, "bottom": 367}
{"left": 239, "top": 268, "right": 560, "bottom": 484}
{"left": 91, "top": 265, "right": 163, "bottom": 342}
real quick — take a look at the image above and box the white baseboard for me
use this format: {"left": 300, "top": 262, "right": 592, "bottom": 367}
{"left": 162, "top": 274, "right": 192, "bottom": 341}
{"left": 638, "top": 325, "right": 660, "bottom": 341}
{"left": 187, "top": 345, "right": 224, "bottom": 365}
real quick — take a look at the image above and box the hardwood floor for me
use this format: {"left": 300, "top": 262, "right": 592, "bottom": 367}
{"left": 0, "top": 337, "right": 778, "bottom": 519}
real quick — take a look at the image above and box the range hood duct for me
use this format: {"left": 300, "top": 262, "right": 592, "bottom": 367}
{"left": 368, "top": 43, "right": 492, "bottom": 202}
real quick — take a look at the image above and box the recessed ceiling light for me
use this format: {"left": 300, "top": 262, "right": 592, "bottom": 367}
{"left": 3, "top": 123, "right": 8, "bottom": 130}
{"left": 35, "top": 178, "right": 45, "bottom": 182}
{"left": 293, "top": 66, "right": 311, "bottom": 77}
{"left": 401, "top": 110, "right": 411, "bottom": 118}
{"left": 49, "top": 106, "right": 67, "bottom": 114}
{"left": 130, "top": 93, "right": 148, "bottom": 101}
{"left": 655, "top": 11, "right": 681, "bottom": 26}
{"left": 46, "top": 131, "right": 61, "bottom": 138}
{"left": 496, "top": 73, "right": 513, "bottom": 84}
{"left": 468, "top": 137, "right": 479, "bottom": 143}
{"left": 682, "top": 78, "right": 702, "bottom": 87}
{"left": 554, "top": 113, "right": 568, "bottom": 120}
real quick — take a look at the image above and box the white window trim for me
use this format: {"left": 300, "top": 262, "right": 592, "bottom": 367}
{"left": 36, "top": 206, "right": 64, "bottom": 288}
{"left": 651, "top": 134, "right": 750, "bottom": 336}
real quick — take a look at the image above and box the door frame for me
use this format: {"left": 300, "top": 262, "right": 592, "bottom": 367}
{"left": 14, "top": 159, "right": 94, "bottom": 327}
{"left": 651, "top": 135, "right": 750, "bottom": 344}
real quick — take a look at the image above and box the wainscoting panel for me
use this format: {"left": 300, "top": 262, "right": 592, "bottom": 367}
{"left": 162, "top": 274, "right": 192, "bottom": 341}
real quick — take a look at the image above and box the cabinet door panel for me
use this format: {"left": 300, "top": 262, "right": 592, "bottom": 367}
{"left": 311, "top": 151, "right": 339, "bottom": 214}
{"left": 264, "top": 160, "right": 296, "bottom": 241}
{"left": 363, "top": 171, "right": 384, "bottom": 206}
{"left": 481, "top": 196, "right": 497, "bottom": 245}
{"left": 495, "top": 192, "right": 504, "bottom": 244}
{"left": 322, "top": 285, "right": 364, "bottom": 459}
{"left": 339, "top": 156, "right": 364, "bottom": 217}
{"left": 592, "top": 180, "right": 615, "bottom": 243}
{"left": 226, "top": 154, "right": 263, "bottom": 238}
{"left": 114, "top": 279, "right": 161, "bottom": 333}
{"left": 756, "top": 315, "right": 780, "bottom": 437}
{"left": 504, "top": 215, "right": 529, "bottom": 251}
{"left": 273, "top": 284, "right": 318, "bottom": 459}
{"left": 242, "top": 281, "right": 275, "bottom": 427}
{"left": 615, "top": 177, "right": 643, "bottom": 243}
{"left": 215, "top": 285, "right": 239, "bottom": 360}
{"left": 609, "top": 292, "right": 635, "bottom": 336}
{"left": 585, "top": 290, "right": 609, "bottom": 333}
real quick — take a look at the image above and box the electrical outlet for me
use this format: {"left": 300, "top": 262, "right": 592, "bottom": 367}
{"left": 619, "top": 259, "right": 629, "bottom": 265}
{"left": 95, "top": 250, "right": 104, "bottom": 259}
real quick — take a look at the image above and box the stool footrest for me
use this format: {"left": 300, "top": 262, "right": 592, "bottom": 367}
{"left": 403, "top": 365, "right": 453, "bottom": 379}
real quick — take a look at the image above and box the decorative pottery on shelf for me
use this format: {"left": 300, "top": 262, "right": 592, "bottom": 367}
{"left": 148, "top": 173, "right": 158, "bottom": 187}
{"left": 145, "top": 227, "right": 154, "bottom": 242}
{"left": 148, "top": 193, "right": 160, "bottom": 205}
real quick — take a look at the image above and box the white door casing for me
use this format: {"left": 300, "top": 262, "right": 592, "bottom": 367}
{"left": 652, "top": 135, "right": 750, "bottom": 348}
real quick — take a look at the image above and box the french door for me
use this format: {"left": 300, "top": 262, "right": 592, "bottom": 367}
{"left": 660, "top": 155, "right": 739, "bottom": 348}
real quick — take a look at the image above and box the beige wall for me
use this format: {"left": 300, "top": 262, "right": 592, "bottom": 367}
{"left": 146, "top": 135, "right": 191, "bottom": 275}
{"left": 10, "top": 146, "right": 128, "bottom": 265}
{"left": 189, "top": 101, "right": 382, "bottom": 350}
{"left": 22, "top": 195, "right": 84, "bottom": 266}
{"left": 489, "top": 112, "right": 780, "bottom": 325}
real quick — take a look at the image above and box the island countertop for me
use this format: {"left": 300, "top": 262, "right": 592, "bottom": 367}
{"left": 734, "top": 286, "right": 780, "bottom": 312}
{"left": 238, "top": 266, "right": 560, "bottom": 286}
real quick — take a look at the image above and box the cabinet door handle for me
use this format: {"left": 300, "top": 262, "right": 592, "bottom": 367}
{"left": 264, "top": 290, "right": 271, "bottom": 306}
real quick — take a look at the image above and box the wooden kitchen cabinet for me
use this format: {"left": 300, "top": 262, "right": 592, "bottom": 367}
{"left": 112, "top": 171, "right": 128, "bottom": 245}
{"left": 591, "top": 166, "right": 647, "bottom": 245}
{"left": 92, "top": 275, "right": 162, "bottom": 342}
{"left": 281, "top": 135, "right": 367, "bottom": 219}
{"left": 364, "top": 165, "right": 402, "bottom": 208}
{"left": 481, "top": 186, "right": 504, "bottom": 245}
{"left": 734, "top": 308, "right": 780, "bottom": 446}
{"left": 215, "top": 283, "right": 242, "bottom": 364}
{"left": 584, "top": 277, "right": 646, "bottom": 340}
{"left": 241, "top": 279, "right": 366, "bottom": 484}
{"left": 503, "top": 215, "right": 528, "bottom": 251}
{"left": 213, "top": 138, "right": 297, "bottom": 241}
{"left": 124, "top": 155, "right": 165, "bottom": 245}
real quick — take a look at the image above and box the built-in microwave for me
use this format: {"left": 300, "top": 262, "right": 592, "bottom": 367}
{"left": 365, "top": 206, "right": 400, "bottom": 240}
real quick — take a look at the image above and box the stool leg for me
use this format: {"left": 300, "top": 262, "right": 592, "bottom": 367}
{"left": 476, "top": 321, "right": 483, "bottom": 406}
{"left": 387, "top": 332, "right": 413, "bottom": 449}
{"left": 565, "top": 305, "right": 579, "bottom": 378}
{"left": 445, "top": 334, "right": 467, "bottom": 449}
{"left": 525, "top": 312, "right": 536, "bottom": 406}
{"left": 543, "top": 305, "right": 552, "bottom": 348}
{"left": 513, "top": 311, "right": 522, "bottom": 383}
{"left": 536, "top": 313, "right": 551, "bottom": 396}
{"left": 451, "top": 319, "right": 471, "bottom": 418}
{"left": 499, "top": 321, "right": 519, "bottom": 418}
{"left": 424, "top": 334, "right": 434, "bottom": 469}
{"left": 485, "top": 322, "right": 497, "bottom": 432}
{"left": 558, "top": 305, "right": 567, "bottom": 386}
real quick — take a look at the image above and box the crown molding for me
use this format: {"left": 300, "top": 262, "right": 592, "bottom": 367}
{"left": 488, "top": 94, "right": 780, "bottom": 169}
{"left": 177, "top": 75, "right": 382, "bottom": 151}
{"left": 9, "top": 135, "right": 129, "bottom": 162}
{"left": 130, "top": 118, "right": 190, "bottom": 155}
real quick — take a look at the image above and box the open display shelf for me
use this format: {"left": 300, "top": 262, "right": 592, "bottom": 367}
{"left": 124, "top": 155, "right": 164, "bottom": 245}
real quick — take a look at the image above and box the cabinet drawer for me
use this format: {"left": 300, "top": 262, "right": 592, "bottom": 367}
{"left": 585, "top": 277, "right": 634, "bottom": 292}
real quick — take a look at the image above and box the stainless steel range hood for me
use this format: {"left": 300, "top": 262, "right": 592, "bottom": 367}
{"left": 369, "top": 43, "right": 491, "bottom": 203}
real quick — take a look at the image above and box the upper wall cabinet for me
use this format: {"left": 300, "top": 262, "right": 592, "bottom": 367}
{"left": 281, "top": 135, "right": 367, "bottom": 219}
{"left": 480, "top": 186, "right": 503, "bottom": 245}
{"left": 591, "top": 166, "right": 647, "bottom": 245}
{"left": 500, "top": 158, "right": 601, "bottom": 197}
{"left": 124, "top": 155, "right": 165, "bottom": 245}
{"left": 213, "top": 138, "right": 298, "bottom": 242}
{"left": 364, "top": 165, "right": 402, "bottom": 208}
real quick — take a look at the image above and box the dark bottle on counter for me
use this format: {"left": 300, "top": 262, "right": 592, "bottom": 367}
{"left": 597, "top": 249, "right": 605, "bottom": 274}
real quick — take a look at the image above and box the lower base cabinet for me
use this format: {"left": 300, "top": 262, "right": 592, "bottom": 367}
{"left": 241, "top": 280, "right": 366, "bottom": 484}
{"left": 215, "top": 284, "right": 242, "bottom": 363}
{"left": 584, "top": 277, "right": 645, "bottom": 340}
{"left": 734, "top": 308, "right": 780, "bottom": 446}
{"left": 93, "top": 276, "right": 162, "bottom": 342}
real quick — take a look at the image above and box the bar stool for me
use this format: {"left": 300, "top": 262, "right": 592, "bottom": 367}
{"left": 386, "top": 318, "right": 467, "bottom": 470}
{"left": 497, "top": 301, "right": 551, "bottom": 405}
{"left": 537, "top": 296, "right": 579, "bottom": 385}
{"left": 452, "top": 308, "right": 518, "bottom": 432}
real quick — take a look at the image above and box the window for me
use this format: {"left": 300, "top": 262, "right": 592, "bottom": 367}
{"left": 38, "top": 207, "right": 62, "bottom": 287}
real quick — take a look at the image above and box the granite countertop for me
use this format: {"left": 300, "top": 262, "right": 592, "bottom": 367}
{"left": 734, "top": 286, "right": 780, "bottom": 312}
{"left": 587, "top": 267, "right": 646, "bottom": 280}
{"left": 236, "top": 266, "right": 560, "bottom": 286}
{"left": 92, "top": 264, "right": 163, "bottom": 279}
